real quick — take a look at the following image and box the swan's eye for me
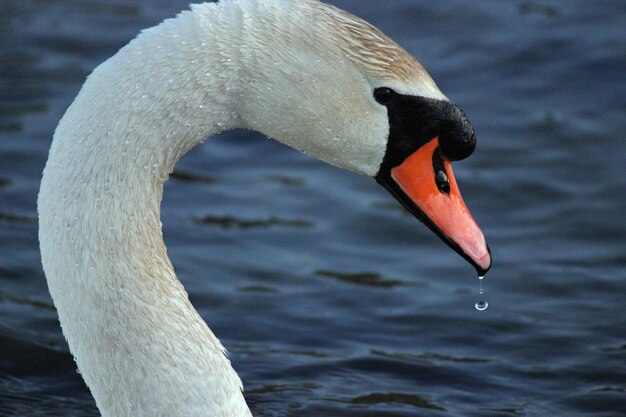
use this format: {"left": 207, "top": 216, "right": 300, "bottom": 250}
{"left": 374, "top": 87, "right": 394, "bottom": 105}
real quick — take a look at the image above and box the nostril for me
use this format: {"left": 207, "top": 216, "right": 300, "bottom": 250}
{"left": 432, "top": 147, "right": 451, "bottom": 194}
{"left": 436, "top": 170, "right": 451, "bottom": 194}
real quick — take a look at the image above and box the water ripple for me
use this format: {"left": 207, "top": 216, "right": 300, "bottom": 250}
{"left": 315, "top": 270, "right": 407, "bottom": 288}
{"left": 342, "top": 392, "right": 446, "bottom": 411}
{"left": 194, "top": 215, "right": 313, "bottom": 230}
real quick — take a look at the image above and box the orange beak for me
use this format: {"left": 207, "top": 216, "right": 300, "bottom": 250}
{"left": 377, "top": 138, "right": 491, "bottom": 274}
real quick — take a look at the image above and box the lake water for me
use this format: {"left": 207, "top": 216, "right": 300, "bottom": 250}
{"left": 1, "top": 0, "right": 625, "bottom": 416}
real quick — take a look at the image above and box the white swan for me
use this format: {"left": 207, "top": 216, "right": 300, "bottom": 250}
{"left": 38, "top": 0, "right": 491, "bottom": 416}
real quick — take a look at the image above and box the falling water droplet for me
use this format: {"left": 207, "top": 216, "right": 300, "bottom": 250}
{"left": 475, "top": 275, "right": 488, "bottom": 311}
{"left": 475, "top": 300, "right": 488, "bottom": 311}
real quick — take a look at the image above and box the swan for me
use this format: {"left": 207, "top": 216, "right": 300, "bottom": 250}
{"left": 38, "top": 0, "right": 491, "bottom": 415}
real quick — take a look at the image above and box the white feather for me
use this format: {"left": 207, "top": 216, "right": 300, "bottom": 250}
{"left": 38, "top": 1, "right": 445, "bottom": 416}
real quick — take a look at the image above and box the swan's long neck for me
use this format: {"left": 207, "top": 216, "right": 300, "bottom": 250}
{"left": 39, "top": 4, "right": 251, "bottom": 417}
{"left": 38, "top": 0, "right": 405, "bottom": 414}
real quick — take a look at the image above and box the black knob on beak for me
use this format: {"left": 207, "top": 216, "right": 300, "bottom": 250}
{"left": 439, "top": 104, "right": 476, "bottom": 161}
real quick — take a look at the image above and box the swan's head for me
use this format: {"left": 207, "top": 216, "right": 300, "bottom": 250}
{"left": 236, "top": 1, "right": 490, "bottom": 274}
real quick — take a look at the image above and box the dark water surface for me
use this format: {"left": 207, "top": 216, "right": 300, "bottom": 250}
{"left": 1, "top": 0, "right": 625, "bottom": 416}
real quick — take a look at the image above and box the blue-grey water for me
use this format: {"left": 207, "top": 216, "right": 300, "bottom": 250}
{"left": 1, "top": 1, "right": 625, "bottom": 416}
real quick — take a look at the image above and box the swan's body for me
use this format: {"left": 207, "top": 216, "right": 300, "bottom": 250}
{"left": 39, "top": 1, "right": 490, "bottom": 416}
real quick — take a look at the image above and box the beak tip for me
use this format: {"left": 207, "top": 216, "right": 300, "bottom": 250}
{"left": 473, "top": 244, "right": 492, "bottom": 276}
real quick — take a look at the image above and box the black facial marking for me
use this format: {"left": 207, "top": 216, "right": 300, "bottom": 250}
{"left": 374, "top": 90, "right": 477, "bottom": 174}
